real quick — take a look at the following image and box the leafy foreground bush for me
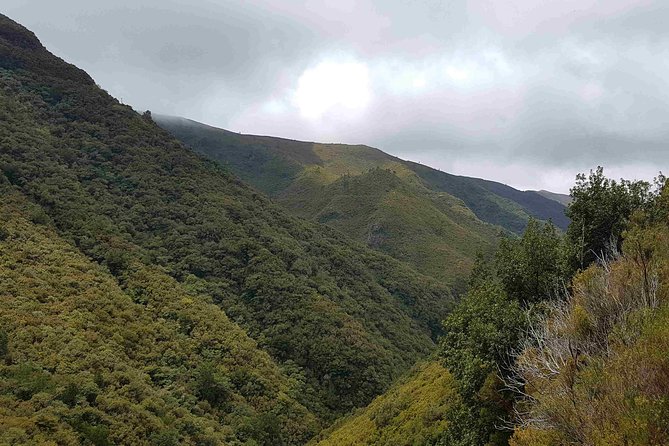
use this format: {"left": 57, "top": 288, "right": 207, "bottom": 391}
{"left": 510, "top": 183, "right": 669, "bottom": 445}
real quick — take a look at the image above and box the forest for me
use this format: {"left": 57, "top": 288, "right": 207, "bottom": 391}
{"left": 2, "top": 12, "right": 669, "bottom": 446}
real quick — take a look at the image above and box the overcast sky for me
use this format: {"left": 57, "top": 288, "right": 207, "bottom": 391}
{"left": 5, "top": 0, "right": 668, "bottom": 192}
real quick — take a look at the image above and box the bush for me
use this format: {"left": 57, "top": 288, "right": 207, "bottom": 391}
{"left": 0, "top": 330, "right": 7, "bottom": 358}
{"left": 194, "top": 363, "right": 232, "bottom": 407}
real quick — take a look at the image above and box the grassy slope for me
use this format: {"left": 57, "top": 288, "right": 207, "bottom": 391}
{"left": 405, "top": 162, "right": 569, "bottom": 233}
{"left": 309, "top": 362, "right": 458, "bottom": 446}
{"left": 156, "top": 116, "right": 568, "bottom": 285}
{"left": 280, "top": 167, "right": 497, "bottom": 286}
{"left": 0, "top": 14, "right": 452, "bottom": 422}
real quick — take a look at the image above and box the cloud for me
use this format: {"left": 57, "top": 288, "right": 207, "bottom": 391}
{"left": 293, "top": 60, "right": 371, "bottom": 119}
{"left": 4, "top": 0, "right": 668, "bottom": 192}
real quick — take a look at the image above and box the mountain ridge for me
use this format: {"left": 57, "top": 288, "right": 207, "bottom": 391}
{"left": 155, "top": 114, "right": 568, "bottom": 286}
{"left": 533, "top": 189, "right": 572, "bottom": 206}
{"left": 155, "top": 115, "right": 570, "bottom": 228}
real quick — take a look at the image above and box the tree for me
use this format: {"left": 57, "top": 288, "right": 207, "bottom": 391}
{"left": 0, "top": 329, "right": 7, "bottom": 359}
{"left": 194, "top": 362, "right": 232, "bottom": 407}
{"left": 439, "top": 282, "right": 526, "bottom": 445}
{"left": 496, "top": 219, "right": 565, "bottom": 304}
{"left": 440, "top": 282, "right": 526, "bottom": 396}
{"left": 566, "top": 167, "right": 652, "bottom": 269}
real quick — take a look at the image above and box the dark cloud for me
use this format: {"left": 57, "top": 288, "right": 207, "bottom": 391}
{"left": 4, "top": 0, "right": 667, "bottom": 191}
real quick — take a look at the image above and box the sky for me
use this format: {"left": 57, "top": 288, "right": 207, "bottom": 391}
{"left": 4, "top": 0, "right": 668, "bottom": 192}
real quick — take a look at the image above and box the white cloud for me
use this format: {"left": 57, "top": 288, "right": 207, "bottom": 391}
{"left": 445, "top": 66, "right": 471, "bottom": 83}
{"left": 292, "top": 60, "right": 371, "bottom": 120}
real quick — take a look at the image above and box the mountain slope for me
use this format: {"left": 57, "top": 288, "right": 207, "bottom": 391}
{"left": 0, "top": 190, "right": 318, "bottom": 445}
{"left": 533, "top": 189, "right": 572, "bottom": 206}
{"left": 309, "top": 361, "right": 458, "bottom": 446}
{"left": 278, "top": 166, "right": 497, "bottom": 286}
{"left": 0, "top": 13, "right": 453, "bottom": 424}
{"left": 155, "top": 116, "right": 568, "bottom": 285}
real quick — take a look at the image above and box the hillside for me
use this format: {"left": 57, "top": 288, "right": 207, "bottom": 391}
{"left": 0, "top": 13, "right": 454, "bottom": 436}
{"left": 309, "top": 361, "right": 458, "bottom": 446}
{"left": 533, "top": 189, "right": 572, "bottom": 206}
{"left": 155, "top": 115, "right": 568, "bottom": 285}
{"left": 0, "top": 191, "right": 318, "bottom": 445}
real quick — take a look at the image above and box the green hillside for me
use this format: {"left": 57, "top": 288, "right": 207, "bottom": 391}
{"left": 309, "top": 361, "right": 458, "bottom": 446}
{"left": 533, "top": 189, "right": 572, "bottom": 206}
{"left": 0, "top": 192, "right": 318, "bottom": 445}
{"left": 156, "top": 115, "right": 568, "bottom": 286}
{"left": 279, "top": 167, "right": 497, "bottom": 287}
{"left": 0, "top": 13, "right": 453, "bottom": 435}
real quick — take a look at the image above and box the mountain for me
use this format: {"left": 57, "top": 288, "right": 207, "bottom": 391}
{"left": 155, "top": 115, "right": 569, "bottom": 286}
{"left": 0, "top": 14, "right": 454, "bottom": 443}
{"left": 534, "top": 189, "right": 572, "bottom": 206}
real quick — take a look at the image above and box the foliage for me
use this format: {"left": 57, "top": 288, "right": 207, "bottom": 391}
{"left": 0, "top": 195, "right": 319, "bottom": 444}
{"left": 437, "top": 283, "right": 526, "bottom": 445}
{"left": 432, "top": 217, "right": 569, "bottom": 445}
{"left": 440, "top": 283, "right": 526, "bottom": 396}
{"left": 566, "top": 166, "right": 655, "bottom": 269}
{"left": 194, "top": 363, "right": 233, "bottom": 407}
{"left": 495, "top": 219, "right": 567, "bottom": 304}
{"left": 0, "top": 330, "right": 7, "bottom": 359}
{"left": 511, "top": 179, "right": 669, "bottom": 445}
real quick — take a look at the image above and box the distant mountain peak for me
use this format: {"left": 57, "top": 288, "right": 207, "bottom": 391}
{"left": 532, "top": 189, "right": 572, "bottom": 206}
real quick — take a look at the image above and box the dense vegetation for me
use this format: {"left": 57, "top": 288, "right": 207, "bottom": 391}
{"left": 0, "top": 192, "right": 318, "bottom": 445}
{"left": 444, "top": 170, "right": 663, "bottom": 445}
{"left": 312, "top": 220, "right": 564, "bottom": 446}
{"left": 0, "top": 14, "right": 455, "bottom": 442}
{"left": 156, "top": 115, "right": 568, "bottom": 287}
{"left": 510, "top": 174, "right": 669, "bottom": 445}
{"left": 310, "top": 362, "right": 458, "bottom": 446}
{"left": 565, "top": 166, "right": 654, "bottom": 269}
